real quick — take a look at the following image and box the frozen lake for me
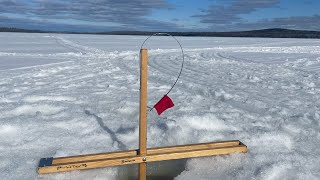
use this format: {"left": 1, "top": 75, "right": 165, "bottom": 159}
{"left": 0, "top": 32, "right": 320, "bottom": 179}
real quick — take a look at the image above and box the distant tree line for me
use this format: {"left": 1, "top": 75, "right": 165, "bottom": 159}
{"left": 0, "top": 27, "right": 46, "bottom": 33}
{"left": 1, "top": 27, "right": 320, "bottom": 39}
{"left": 102, "top": 28, "right": 320, "bottom": 39}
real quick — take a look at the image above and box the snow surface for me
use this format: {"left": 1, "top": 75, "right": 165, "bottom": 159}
{"left": 0, "top": 32, "right": 320, "bottom": 180}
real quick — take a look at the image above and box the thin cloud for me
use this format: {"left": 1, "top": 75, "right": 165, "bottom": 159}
{"left": 209, "top": 15, "right": 320, "bottom": 31}
{"left": 0, "top": 0, "right": 182, "bottom": 31}
{"left": 1, "top": 0, "right": 320, "bottom": 32}
{"left": 193, "top": 0, "right": 281, "bottom": 24}
{"left": 192, "top": 0, "right": 320, "bottom": 31}
{"left": 241, "top": 15, "right": 320, "bottom": 30}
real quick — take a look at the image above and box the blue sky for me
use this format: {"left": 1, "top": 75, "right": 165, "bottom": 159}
{"left": 0, "top": 0, "right": 319, "bottom": 32}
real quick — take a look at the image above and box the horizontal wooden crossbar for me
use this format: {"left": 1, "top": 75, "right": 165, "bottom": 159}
{"left": 37, "top": 140, "right": 247, "bottom": 174}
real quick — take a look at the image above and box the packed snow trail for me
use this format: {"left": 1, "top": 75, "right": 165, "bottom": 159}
{"left": 0, "top": 33, "right": 320, "bottom": 179}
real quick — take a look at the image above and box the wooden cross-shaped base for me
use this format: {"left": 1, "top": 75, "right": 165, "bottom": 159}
{"left": 37, "top": 49, "right": 248, "bottom": 179}
{"left": 37, "top": 140, "right": 247, "bottom": 174}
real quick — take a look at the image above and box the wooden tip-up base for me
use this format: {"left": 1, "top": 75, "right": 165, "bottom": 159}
{"left": 37, "top": 140, "right": 247, "bottom": 174}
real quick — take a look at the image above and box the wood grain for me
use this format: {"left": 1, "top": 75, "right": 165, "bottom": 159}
{"left": 139, "top": 48, "right": 148, "bottom": 180}
{"left": 38, "top": 141, "right": 247, "bottom": 174}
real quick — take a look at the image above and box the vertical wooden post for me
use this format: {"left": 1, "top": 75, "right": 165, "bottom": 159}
{"left": 139, "top": 49, "right": 148, "bottom": 180}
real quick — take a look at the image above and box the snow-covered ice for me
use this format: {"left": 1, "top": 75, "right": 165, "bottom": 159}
{"left": 0, "top": 32, "right": 320, "bottom": 179}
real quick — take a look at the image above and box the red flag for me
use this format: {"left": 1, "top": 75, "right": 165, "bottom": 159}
{"left": 154, "top": 95, "right": 175, "bottom": 115}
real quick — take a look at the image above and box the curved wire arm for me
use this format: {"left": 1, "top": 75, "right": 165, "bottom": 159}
{"left": 139, "top": 33, "right": 185, "bottom": 112}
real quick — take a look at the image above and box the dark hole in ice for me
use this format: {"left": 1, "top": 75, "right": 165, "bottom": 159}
{"left": 117, "top": 159, "right": 187, "bottom": 180}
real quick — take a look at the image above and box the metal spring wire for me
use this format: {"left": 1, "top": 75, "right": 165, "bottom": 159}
{"left": 139, "top": 33, "right": 185, "bottom": 111}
